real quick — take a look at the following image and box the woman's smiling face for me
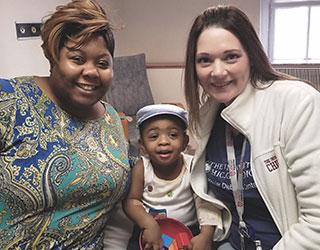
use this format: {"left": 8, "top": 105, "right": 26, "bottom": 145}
{"left": 195, "top": 26, "right": 250, "bottom": 105}
{"left": 50, "top": 35, "right": 113, "bottom": 113}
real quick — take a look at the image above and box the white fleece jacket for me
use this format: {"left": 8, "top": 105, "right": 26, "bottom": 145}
{"left": 191, "top": 80, "right": 320, "bottom": 249}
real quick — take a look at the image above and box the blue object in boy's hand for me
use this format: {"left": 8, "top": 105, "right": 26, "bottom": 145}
{"left": 161, "top": 233, "right": 173, "bottom": 248}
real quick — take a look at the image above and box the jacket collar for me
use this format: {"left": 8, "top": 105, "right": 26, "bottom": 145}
{"left": 195, "top": 81, "right": 260, "bottom": 152}
{"left": 221, "top": 81, "right": 258, "bottom": 139}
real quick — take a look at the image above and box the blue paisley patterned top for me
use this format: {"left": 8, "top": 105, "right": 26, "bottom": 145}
{"left": 0, "top": 76, "right": 130, "bottom": 249}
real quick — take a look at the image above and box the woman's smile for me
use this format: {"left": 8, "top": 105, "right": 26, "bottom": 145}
{"left": 77, "top": 82, "right": 99, "bottom": 91}
{"left": 210, "top": 80, "right": 233, "bottom": 88}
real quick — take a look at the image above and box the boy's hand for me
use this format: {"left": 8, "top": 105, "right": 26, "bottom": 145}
{"left": 141, "top": 222, "right": 163, "bottom": 250}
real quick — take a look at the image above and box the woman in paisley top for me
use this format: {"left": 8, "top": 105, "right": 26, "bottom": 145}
{"left": 0, "top": 0, "right": 130, "bottom": 249}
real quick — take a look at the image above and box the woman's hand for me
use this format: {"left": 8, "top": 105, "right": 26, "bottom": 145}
{"left": 187, "top": 225, "right": 214, "bottom": 250}
{"left": 187, "top": 233, "right": 212, "bottom": 250}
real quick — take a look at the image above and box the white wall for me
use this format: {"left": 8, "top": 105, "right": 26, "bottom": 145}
{"left": 110, "top": 0, "right": 260, "bottom": 64}
{"left": 110, "top": 0, "right": 214, "bottom": 64}
{"left": 147, "top": 68, "right": 185, "bottom": 105}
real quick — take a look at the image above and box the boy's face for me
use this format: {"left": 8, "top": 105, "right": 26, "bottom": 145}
{"left": 140, "top": 116, "right": 189, "bottom": 169}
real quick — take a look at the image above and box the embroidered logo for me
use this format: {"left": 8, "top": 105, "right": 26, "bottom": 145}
{"left": 263, "top": 155, "right": 279, "bottom": 172}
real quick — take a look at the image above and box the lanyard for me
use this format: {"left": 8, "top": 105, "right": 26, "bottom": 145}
{"left": 225, "top": 124, "right": 248, "bottom": 250}
{"left": 226, "top": 124, "right": 262, "bottom": 250}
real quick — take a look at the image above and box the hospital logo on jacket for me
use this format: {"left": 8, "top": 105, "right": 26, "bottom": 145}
{"left": 263, "top": 155, "right": 279, "bottom": 172}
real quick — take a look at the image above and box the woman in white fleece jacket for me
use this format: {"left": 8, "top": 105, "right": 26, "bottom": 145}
{"left": 184, "top": 5, "right": 320, "bottom": 250}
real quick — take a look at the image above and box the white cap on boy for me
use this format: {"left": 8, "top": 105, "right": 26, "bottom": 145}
{"left": 136, "top": 104, "right": 188, "bottom": 128}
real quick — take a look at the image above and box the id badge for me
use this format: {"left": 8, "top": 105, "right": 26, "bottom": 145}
{"left": 254, "top": 240, "right": 262, "bottom": 250}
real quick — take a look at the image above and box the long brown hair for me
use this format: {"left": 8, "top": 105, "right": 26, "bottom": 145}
{"left": 184, "top": 5, "right": 292, "bottom": 132}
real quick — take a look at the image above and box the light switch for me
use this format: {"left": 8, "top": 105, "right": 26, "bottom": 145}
{"left": 15, "top": 22, "right": 42, "bottom": 39}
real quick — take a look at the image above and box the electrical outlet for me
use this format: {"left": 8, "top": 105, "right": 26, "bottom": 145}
{"left": 15, "top": 22, "right": 42, "bottom": 39}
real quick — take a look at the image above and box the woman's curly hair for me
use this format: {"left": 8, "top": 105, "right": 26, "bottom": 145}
{"left": 41, "top": 0, "right": 114, "bottom": 68}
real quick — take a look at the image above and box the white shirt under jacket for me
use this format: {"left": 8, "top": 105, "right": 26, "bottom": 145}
{"left": 191, "top": 79, "right": 320, "bottom": 249}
